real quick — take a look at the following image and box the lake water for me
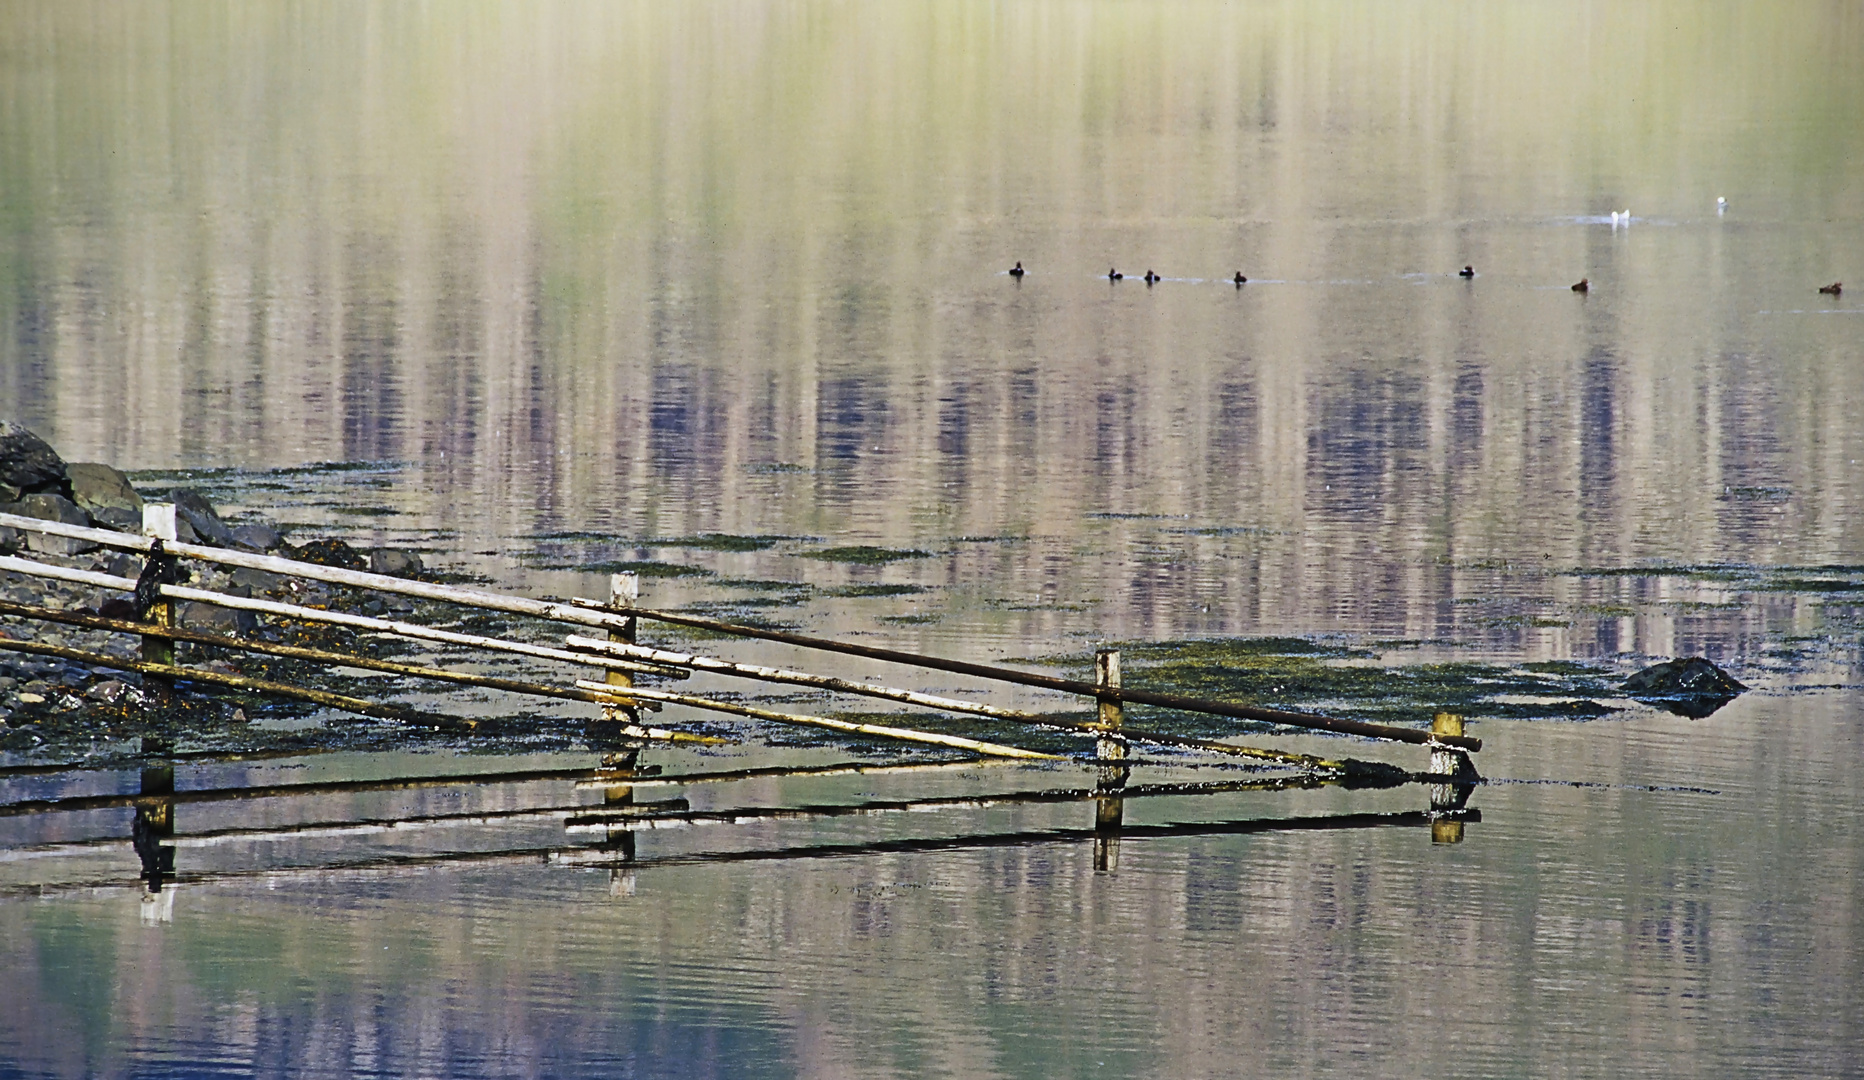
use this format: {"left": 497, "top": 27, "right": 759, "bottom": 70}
{"left": 2, "top": 2, "right": 1862, "bottom": 1076}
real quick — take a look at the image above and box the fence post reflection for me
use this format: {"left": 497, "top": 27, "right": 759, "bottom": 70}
{"left": 604, "top": 746, "right": 640, "bottom": 896}
{"left": 1093, "top": 770, "right": 1128, "bottom": 874}
{"left": 133, "top": 751, "right": 177, "bottom": 918}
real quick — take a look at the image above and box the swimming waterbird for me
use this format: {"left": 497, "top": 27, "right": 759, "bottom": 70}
{"left": 1233, "top": 272, "right": 1247, "bottom": 285}
{"left": 1009, "top": 261, "right": 1025, "bottom": 277}
{"left": 1459, "top": 266, "right": 1475, "bottom": 278}
{"left": 1572, "top": 278, "right": 1590, "bottom": 292}
{"left": 1108, "top": 268, "right": 1123, "bottom": 281}
{"left": 1143, "top": 270, "right": 1160, "bottom": 284}
{"left": 1819, "top": 282, "right": 1843, "bottom": 296}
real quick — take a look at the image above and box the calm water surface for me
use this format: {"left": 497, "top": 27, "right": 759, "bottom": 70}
{"left": 2, "top": 2, "right": 1862, "bottom": 1076}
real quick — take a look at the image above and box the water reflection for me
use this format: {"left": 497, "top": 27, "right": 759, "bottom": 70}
{"left": 5, "top": 753, "right": 1481, "bottom": 895}
{"left": 3, "top": 2, "right": 1863, "bottom": 1075}
{"left": 0, "top": 2, "right": 1859, "bottom": 656}
{"left": 129, "top": 763, "right": 174, "bottom": 900}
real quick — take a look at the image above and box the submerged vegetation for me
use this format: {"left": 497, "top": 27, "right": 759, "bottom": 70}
{"left": 1032, "top": 636, "right": 1628, "bottom": 731}
{"left": 805, "top": 546, "right": 936, "bottom": 564}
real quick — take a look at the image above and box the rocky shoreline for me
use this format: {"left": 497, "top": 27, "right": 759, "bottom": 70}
{"left": 0, "top": 421, "right": 434, "bottom": 758}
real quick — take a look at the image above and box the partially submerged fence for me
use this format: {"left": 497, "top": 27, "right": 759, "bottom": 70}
{"left": 0, "top": 508, "right": 1482, "bottom": 786}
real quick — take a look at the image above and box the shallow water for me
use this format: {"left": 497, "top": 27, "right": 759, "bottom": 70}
{"left": 2, "top": 2, "right": 1863, "bottom": 1076}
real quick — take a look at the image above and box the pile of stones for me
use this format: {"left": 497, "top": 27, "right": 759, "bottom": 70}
{"left": 0, "top": 421, "right": 430, "bottom": 752}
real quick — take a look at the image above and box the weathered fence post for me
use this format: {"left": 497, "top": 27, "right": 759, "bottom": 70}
{"left": 1093, "top": 648, "right": 1126, "bottom": 870}
{"left": 137, "top": 507, "right": 178, "bottom": 693}
{"left": 604, "top": 572, "right": 640, "bottom": 727}
{"left": 1095, "top": 649, "right": 1125, "bottom": 763}
{"left": 139, "top": 505, "right": 178, "bottom": 672}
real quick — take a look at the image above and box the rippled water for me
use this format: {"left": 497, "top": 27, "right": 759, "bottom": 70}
{"left": 2, "top": 2, "right": 1862, "bottom": 1076}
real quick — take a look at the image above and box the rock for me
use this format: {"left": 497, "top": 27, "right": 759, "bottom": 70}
{"left": 290, "top": 538, "right": 367, "bottom": 571}
{"left": 97, "top": 597, "right": 140, "bottom": 621}
{"left": 229, "top": 520, "right": 284, "bottom": 551}
{"left": 87, "top": 679, "right": 130, "bottom": 703}
{"left": 98, "top": 552, "right": 143, "bottom": 579}
{"left": 369, "top": 548, "right": 424, "bottom": 577}
{"left": 177, "top": 601, "right": 258, "bottom": 635}
{"left": 228, "top": 567, "right": 285, "bottom": 594}
{"left": 0, "top": 421, "right": 67, "bottom": 495}
{"left": 172, "top": 488, "right": 234, "bottom": 546}
{"left": 0, "top": 526, "right": 19, "bottom": 555}
{"left": 3, "top": 494, "right": 98, "bottom": 555}
{"left": 89, "top": 506, "right": 143, "bottom": 532}
{"left": 67, "top": 462, "right": 143, "bottom": 519}
{"left": 1623, "top": 656, "right": 1746, "bottom": 697}
{"left": 1623, "top": 657, "right": 1745, "bottom": 715}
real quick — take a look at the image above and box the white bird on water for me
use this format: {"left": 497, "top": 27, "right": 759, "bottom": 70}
{"left": 1718, "top": 196, "right": 1727, "bottom": 213}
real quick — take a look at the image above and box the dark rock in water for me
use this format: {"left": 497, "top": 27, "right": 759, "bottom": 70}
{"left": 3, "top": 493, "right": 98, "bottom": 555}
{"left": 67, "top": 463, "right": 143, "bottom": 521}
{"left": 1623, "top": 656, "right": 1746, "bottom": 697}
{"left": 290, "top": 537, "right": 368, "bottom": 571}
{"left": 1624, "top": 657, "right": 1745, "bottom": 717}
{"left": 172, "top": 488, "right": 234, "bottom": 546}
{"left": 369, "top": 548, "right": 424, "bottom": 577}
{"left": 230, "top": 520, "right": 284, "bottom": 551}
{"left": 178, "top": 601, "right": 258, "bottom": 635}
{"left": 0, "top": 421, "right": 67, "bottom": 495}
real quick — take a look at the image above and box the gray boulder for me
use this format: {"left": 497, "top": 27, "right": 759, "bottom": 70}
{"left": 4, "top": 494, "right": 98, "bottom": 555}
{"left": 230, "top": 520, "right": 284, "bottom": 551}
{"left": 90, "top": 506, "right": 142, "bottom": 532}
{"left": 228, "top": 566, "right": 286, "bottom": 594}
{"left": 171, "top": 488, "right": 234, "bottom": 546}
{"left": 0, "top": 421, "right": 66, "bottom": 496}
{"left": 67, "top": 463, "right": 143, "bottom": 521}
{"left": 178, "top": 601, "right": 258, "bottom": 635}
{"left": 369, "top": 548, "right": 424, "bottom": 577}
